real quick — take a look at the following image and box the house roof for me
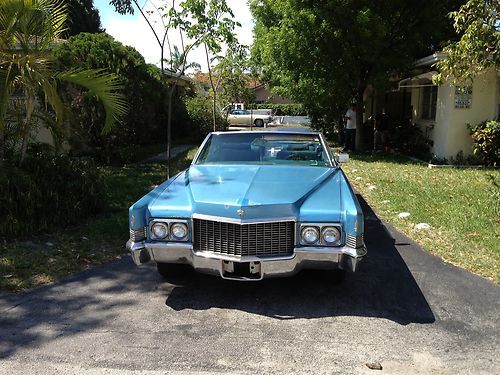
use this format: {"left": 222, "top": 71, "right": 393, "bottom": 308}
{"left": 399, "top": 71, "right": 438, "bottom": 89}
{"left": 414, "top": 52, "right": 447, "bottom": 68}
{"left": 190, "top": 72, "right": 263, "bottom": 89}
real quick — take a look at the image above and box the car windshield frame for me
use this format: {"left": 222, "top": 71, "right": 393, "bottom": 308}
{"left": 192, "top": 131, "right": 335, "bottom": 168}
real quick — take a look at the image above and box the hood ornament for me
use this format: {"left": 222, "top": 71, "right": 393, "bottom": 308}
{"left": 237, "top": 209, "right": 245, "bottom": 217}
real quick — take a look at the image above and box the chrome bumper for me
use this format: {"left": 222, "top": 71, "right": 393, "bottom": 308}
{"left": 126, "top": 240, "right": 366, "bottom": 280}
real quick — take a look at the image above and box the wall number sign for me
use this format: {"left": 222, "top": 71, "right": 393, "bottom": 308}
{"left": 455, "top": 85, "right": 472, "bottom": 109}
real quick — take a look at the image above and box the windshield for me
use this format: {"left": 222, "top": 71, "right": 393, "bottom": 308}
{"left": 195, "top": 133, "right": 331, "bottom": 167}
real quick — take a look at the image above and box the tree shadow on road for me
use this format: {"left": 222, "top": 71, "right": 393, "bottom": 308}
{"left": 0, "top": 258, "right": 156, "bottom": 359}
{"left": 165, "top": 194, "right": 435, "bottom": 325}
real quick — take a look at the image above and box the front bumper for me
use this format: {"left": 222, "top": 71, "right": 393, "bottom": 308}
{"left": 126, "top": 240, "right": 366, "bottom": 280}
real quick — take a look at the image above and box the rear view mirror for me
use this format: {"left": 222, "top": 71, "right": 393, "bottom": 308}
{"left": 337, "top": 153, "right": 349, "bottom": 164}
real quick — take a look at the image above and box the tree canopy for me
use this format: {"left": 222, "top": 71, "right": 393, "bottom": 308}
{"left": 250, "top": 0, "right": 463, "bottom": 146}
{"left": 435, "top": 0, "right": 499, "bottom": 83}
{"left": 53, "top": 32, "right": 170, "bottom": 154}
{"left": 0, "top": 0, "right": 126, "bottom": 161}
{"left": 64, "top": 0, "right": 103, "bottom": 36}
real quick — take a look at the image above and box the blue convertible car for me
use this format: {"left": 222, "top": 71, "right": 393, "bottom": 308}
{"left": 127, "top": 129, "right": 366, "bottom": 281}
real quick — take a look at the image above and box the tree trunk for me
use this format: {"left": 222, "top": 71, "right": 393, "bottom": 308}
{"left": 20, "top": 94, "right": 35, "bottom": 163}
{"left": 212, "top": 91, "right": 217, "bottom": 132}
{"left": 166, "top": 84, "right": 176, "bottom": 179}
{"left": 0, "top": 126, "right": 4, "bottom": 162}
{"left": 20, "top": 121, "right": 30, "bottom": 163}
{"left": 204, "top": 43, "right": 217, "bottom": 132}
{"left": 355, "top": 87, "right": 365, "bottom": 152}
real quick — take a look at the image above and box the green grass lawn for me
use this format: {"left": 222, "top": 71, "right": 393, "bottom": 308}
{"left": 0, "top": 147, "right": 198, "bottom": 292}
{"left": 344, "top": 153, "right": 500, "bottom": 283}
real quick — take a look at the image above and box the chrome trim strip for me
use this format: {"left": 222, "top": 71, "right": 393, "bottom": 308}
{"left": 318, "top": 132, "right": 334, "bottom": 167}
{"left": 129, "top": 227, "right": 146, "bottom": 242}
{"left": 191, "top": 213, "right": 297, "bottom": 225}
{"left": 346, "top": 233, "right": 364, "bottom": 249}
{"left": 191, "top": 133, "right": 211, "bottom": 165}
{"left": 194, "top": 250, "right": 296, "bottom": 262}
{"left": 211, "top": 130, "right": 320, "bottom": 135}
{"left": 127, "top": 239, "right": 146, "bottom": 251}
{"left": 146, "top": 242, "right": 193, "bottom": 251}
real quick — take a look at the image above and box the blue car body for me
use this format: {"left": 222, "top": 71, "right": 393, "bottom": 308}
{"left": 127, "top": 130, "right": 366, "bottom": 281}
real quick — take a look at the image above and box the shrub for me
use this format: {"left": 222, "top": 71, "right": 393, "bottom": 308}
{"left": 0, "top": 146, "right": 105, "bottom": 239}
{"left": 468, "top": 120, "right": 500, "bottom": 166}
{"left": 184, "top": 96, "right": 228, "bottom": 140}
{"left": 54, "top": 33, "right": 192, "bottom": 164}
{"left": 388, "top": 123, "right": 433, "bottom": 160}
{"left": 248, "top": 103, "right": 306, "bottom": 116}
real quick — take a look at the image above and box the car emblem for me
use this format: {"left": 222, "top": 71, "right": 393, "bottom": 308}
{"left": 237, "top": 209, "right": 245, "bottom": 217}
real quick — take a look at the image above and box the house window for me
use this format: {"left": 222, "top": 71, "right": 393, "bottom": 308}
{"left": 421, "top": 85, "right": 437, "bottom": 120}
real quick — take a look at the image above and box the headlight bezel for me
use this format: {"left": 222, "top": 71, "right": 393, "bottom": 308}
{"left": 149, "top": 219, "right": 190, "bottom": 242}
{"left": 321, "top": 226, "right": 341, "bottom": 245}
{"left": 300, "top": 223, "right": 343, "bottom": 246}
{"left": 151, "top": 222, "right": 169, "bottom": 240}
{"left": 300, "top": 226, "right": 320, "bottom": 245}
{"left": 170, "top": 222, "right": 189, "bottom": 240}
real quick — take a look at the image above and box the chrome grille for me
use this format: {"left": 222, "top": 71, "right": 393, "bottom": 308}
{"left": 346, "top": 233, "right": 364, "bottom": 248}
{"left": 130, "top": 227, "right": 146, "bottom": 242}
{"left": 193, "top": 219, "right": 295, "bottom": 257}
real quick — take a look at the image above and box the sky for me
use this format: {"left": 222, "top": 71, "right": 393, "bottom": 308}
{"left": 93, "top": 0, "right": 254, "bottom": 72}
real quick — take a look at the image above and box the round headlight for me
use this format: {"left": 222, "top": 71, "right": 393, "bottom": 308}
{"left": 152, "top": 222, "right": 168, "bottom": 239}
{"left": 301, "top": 226, "right": 320, "bottom": 244}
{"left": 170, "top": 223, "right": 188, "bottom": 240}
{"left": 322, "top": 227, "right": 341, "bottom": 244}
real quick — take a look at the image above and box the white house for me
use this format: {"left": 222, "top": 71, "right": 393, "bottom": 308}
{"left": 367, "top": 53, "right": 500, "bottom": 159}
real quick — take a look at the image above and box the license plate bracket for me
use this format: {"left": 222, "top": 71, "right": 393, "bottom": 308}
{"left": 221, "top": 260, "right": 262, "bottom": 280}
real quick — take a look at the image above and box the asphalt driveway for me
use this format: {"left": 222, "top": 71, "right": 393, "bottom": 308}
{"left": 0, "top": 196, "right": 498, "bottom": 374}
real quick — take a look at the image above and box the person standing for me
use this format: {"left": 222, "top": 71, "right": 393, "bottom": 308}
{"left": 344, "top": 103, "right": 357, "bottom": 152}
{"left": 374, "top": 108, "right": 390, "bottom": 151}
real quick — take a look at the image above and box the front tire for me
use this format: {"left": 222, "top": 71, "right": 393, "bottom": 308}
{"left": 254, "top": 119, "right": 264, "bottom": 127}
{"left": 157, "top": 262, "right": 190, "bottom": 280}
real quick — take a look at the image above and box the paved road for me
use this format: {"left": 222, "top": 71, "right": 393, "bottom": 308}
{"left": 0, "top": 197, "right": 499, "bottom": 374}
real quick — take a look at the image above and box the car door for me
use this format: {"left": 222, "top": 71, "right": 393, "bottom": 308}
{"left": 240, "top": 110, "right": 252, "bottom": 126}
{"left": 227, "top": 110, "right": 240, "bottom": 126}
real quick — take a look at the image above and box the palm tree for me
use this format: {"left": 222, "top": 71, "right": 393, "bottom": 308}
{"left": 0, "top": 0, "right": 127, "bottom": 162}
{"left": 163, "top": 45, "right": 201, "bottom": 74}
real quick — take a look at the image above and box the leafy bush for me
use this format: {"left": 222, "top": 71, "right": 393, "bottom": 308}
{"left": 430, "top": 151, "right": 480, "bottom": 166}
{"left": 0, "top": 146, "right": 105, "bottom": 239}
{"left": 54, "top": 33, "right": 192, "bottom": 164}
{"left": 184, "top": 96, "right": 228, "bottom": 140}
{"left": 388, "top": 123, "right": 433, "bottom": 160}
{"left": 249, "top": 103, "right": 306, "bottom": 116}
{"left": 468, "top": 120, "right": 500, "bottom": 166}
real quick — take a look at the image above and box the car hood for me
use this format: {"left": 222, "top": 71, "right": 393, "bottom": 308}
{"left": 148, "top": 164, "right": 344, "bottom": 221}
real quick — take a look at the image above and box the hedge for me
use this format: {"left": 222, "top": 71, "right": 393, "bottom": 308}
{"left": 0, "top": 149, "right": 105, "bottom": 239}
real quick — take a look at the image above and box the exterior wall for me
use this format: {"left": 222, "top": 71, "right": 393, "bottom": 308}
{"left": 435, "top": 68, "right": 498, "bottom": 158}
{"left": 411, "top": 68, "right": 499, "bottom": 159}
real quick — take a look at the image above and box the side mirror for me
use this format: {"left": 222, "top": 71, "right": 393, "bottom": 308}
{"left": 337, "top": 153, "right": 349, "bottom": 164}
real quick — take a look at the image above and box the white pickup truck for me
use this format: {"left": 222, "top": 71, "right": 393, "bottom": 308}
{"left": 226, "top": 108, "right": 273, "bottom": 127}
